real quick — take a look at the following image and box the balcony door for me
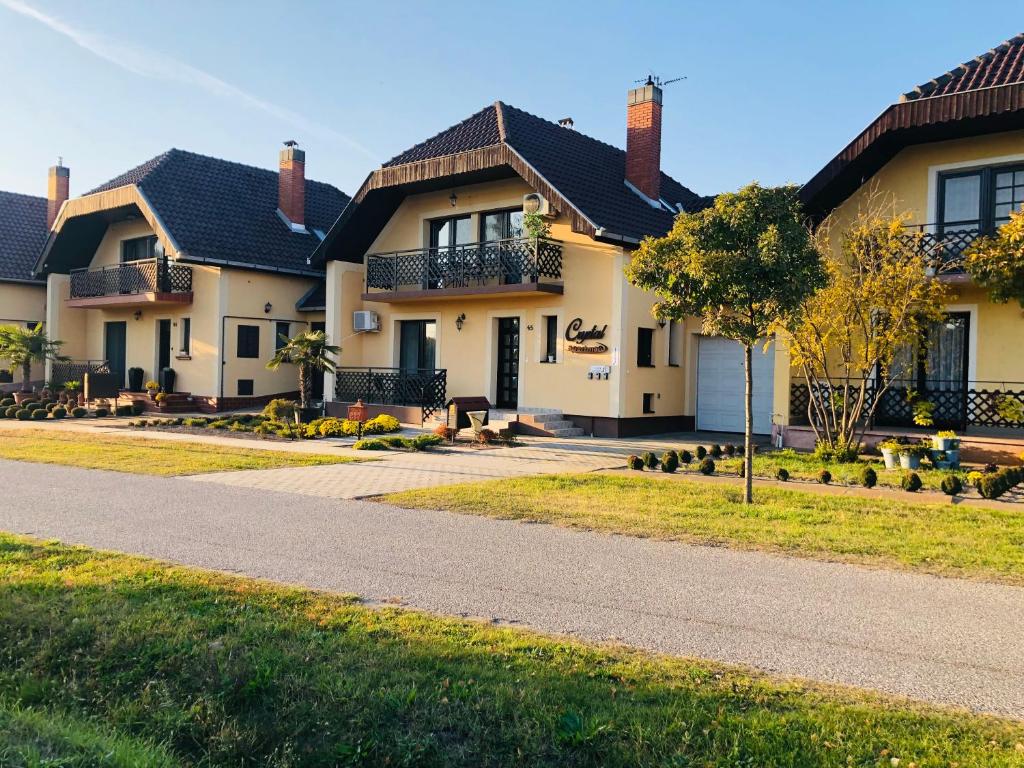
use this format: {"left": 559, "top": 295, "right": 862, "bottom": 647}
{"left": 939, "top": 165, "right": 1024, "bottom": 239}
{"left": 481, "top": 209, "right": 526, "bottom": 284}
{"left": 399, "top": 320, "right": 436, "bottom": 372}
{"left": 428, "top": 216, "right": 471, "bottom": 289}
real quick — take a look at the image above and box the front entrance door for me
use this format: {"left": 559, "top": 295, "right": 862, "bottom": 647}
{"left": 157, "top": 319, "right": 171, "bottom": 374}
{"left": 104, "top": 321, "right": 127, "bottom": 388}
{"left": 496, "top": 317, "right": 520, "bottom": 409}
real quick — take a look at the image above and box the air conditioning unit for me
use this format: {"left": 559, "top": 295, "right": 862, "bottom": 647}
{"left": 522, "top": 192, "right": 553, "bottom": 217}
{"left": 353, "top": 310, "right": 380, "bottom": 332}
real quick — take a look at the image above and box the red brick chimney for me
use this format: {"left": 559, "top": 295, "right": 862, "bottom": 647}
{"left": 278, "top": 140, "right": 305, "bottom": 228}
{"left": 47, "top": 161, "right": 70, "bottom": 229}
{"left": 625, "top": 80, "right": 663, "bottom": 201}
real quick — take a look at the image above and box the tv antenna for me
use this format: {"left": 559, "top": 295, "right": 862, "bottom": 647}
{"left": 635, "top": 73, "right": 687, "bottom": 88}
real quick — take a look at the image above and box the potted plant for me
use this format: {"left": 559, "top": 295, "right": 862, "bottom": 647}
{"left": 63, "top": 380, "right": 81, "bottom": 404}
{"left": 932, "top": 430, "right": 958, "bottom": 452}
{"left": 898, "top": 441, "right": 929, "bottom": 470}
{"left": 145, "top": 380, "right": 160, "bottom": 399}
{"left": 877, "top": 437, "right": 903, "bottom": 470}
{"left": 155, "top": 392, "right": 168, "bottom": 408}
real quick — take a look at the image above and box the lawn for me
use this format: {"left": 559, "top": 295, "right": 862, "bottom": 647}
{"left": 0, "top": 429, "right": 361, "bottom": 476}
{"left": 383, "top": 474, "right": 1024, "bottom": 585}
{"left": 2, "top": 534, "right": 1023, "bottom": 767}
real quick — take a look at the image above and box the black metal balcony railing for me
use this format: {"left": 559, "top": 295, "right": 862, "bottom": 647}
{"left": 69, "top": 258, "right": 193, "bottom": 299}
{"left": 335, "top": 367, "right": 447, "bottom": 422}
{"left": 896, "top": 225, "right": 981, "bottom": 273}
{"left": 790, "top": 378, "right": 1024, "bottom": 430}
{"left": 365, "top": 237, "right": 562, "bottom": 294}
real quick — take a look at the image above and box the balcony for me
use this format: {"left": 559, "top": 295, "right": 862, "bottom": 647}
{"left": 67, "top": 258, "right": 193, "bottom": 308}
{"left": 896, "top": 224, "right": 980, "bottom": 276}
{"left": 364, "top": 237, "right": 562, "bottom": 302}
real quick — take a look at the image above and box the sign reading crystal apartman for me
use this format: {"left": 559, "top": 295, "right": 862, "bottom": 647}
{"left": 565, "top": 317, "right": 609, "bottom": 354}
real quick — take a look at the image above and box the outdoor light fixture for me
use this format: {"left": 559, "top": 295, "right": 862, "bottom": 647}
{"left": 455, "top": 313, "right": 466, "bottom": 331}
{"left": 449, "top": 192, "right": 458, "bottom": 207}
{"left": 657, "top": 317, "right": 667, "bottom": 329}
{"left": 133, "top": 311, "right": 142, "bottom": 321}
{"left": 264, "top": 302, "right": 273, "bottom": 314}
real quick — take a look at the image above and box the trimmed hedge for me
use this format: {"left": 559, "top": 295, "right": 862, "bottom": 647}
{"left": 901, "top": 472, "right": 923, "bottom": 493}
{"left": 677, "top": 449, "right": 692, "bottom": 465}
{"left": 659, "top": 451, "right": 678, "bottom": 473}
{"left": 641, "top": 451, "right": 658, "bottom": 470}
{"left": 941, "top": 475, "right": 963, "bottom": 496}
{"left": 775, "top": 468, "right": 789, "bottom": 482}
{"left": 698, "top": 457, "right": 715, "bottom": 476}
{"left": 859, "top": 466, "right": 877, "bottom": 489}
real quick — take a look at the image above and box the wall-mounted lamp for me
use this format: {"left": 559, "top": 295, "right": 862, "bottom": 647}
{"left": 657, "top": 317, "right": 667, "bottom": 329}
{"left": 133, "top": 310, "right": 142, "bottom": 321}
{"left": 449, "top": 192, "right": 458, "bottom": 207}
{"left": 455, "top": 313, "right": 466, "bottom": 332}
{"left": 264, "top": 302, "right": 273, "bottom": 314}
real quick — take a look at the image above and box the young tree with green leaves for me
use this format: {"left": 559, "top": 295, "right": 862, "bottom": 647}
{"left": 266, "top": 329, "right": 340, "bottom": 412}
{"left": 0, "top": 323, "right": 68, "bottom": 393}
{"left": 626, "top": 183, "right": 823, "bottom": 503}
{"left": 964, "top": 209, "right": 1024, "bottom": 307}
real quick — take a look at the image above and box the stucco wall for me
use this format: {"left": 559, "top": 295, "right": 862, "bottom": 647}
{"left": 0, "top": 282, "right": 48, "bottom": 383}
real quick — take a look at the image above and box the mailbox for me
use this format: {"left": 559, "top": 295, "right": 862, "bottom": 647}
{"left": 347, "top": 398, "right": 369, "bottom": 424}
{"left": 445, "top": 396, "right": 491, "bottom": 430}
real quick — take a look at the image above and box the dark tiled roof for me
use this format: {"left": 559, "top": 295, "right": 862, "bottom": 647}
{"left": 0, "top": 190, "right": 47, "bottom": 283}
{"left": 902, "top": 33, "right": 1024, "bottom": 101}
{"left": 89, "top": 149, "right": 348, "bottom": 274}
{"left": 295, "top": 280, "right": 325, "bottom": 311}
{"left": 380, "top": 102, "right": 710, "bottom": 242}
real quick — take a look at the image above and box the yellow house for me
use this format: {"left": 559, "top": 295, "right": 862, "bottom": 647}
{"left": 778, "top": 33, "right": 1024, "bottom": 448}
{"left": 35, "top": 145, "right": 348, "bottom": 410}
{"left": 308, "top": 84, "right": 781, "bottom": 437}
{"left": 0, "top": 165, "right": 61, "bottom": 390}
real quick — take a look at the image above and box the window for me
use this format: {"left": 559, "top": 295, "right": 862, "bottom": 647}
{"left": 643, "top": 393, "right": 655, "bottom": 414}
{"left": 398, "top": 320, "right": 436, "bottom": 371}
{"left": 179, "top": 317, "right": 191, "bottom": 357}
{"left": 237, "top": 325, "right": 260, "bottom": 358}
{"left": 668, "top": 320, "right": 681, "bottom": 366}
{"left": 543, "top": 315, "right": 558, "bottom": 363}
{"left": 429, "top": 215, "right": 472, "bottom": 249}
{"left": 938, "top": 164, "right": 1024, "bottom": 235}
{"left": 637, "top": 328, "right": 654, "bottom": 367}
{"left": 121, "top": 235, "right": 158, "bottom": 263}
{"left": 275, "top": 321, "right": 290, "bottom": 352}
{"left": 237, "top": 379, "right": 254, "bottom": 396}
{"left": 480, "top": 209, "right": 525, "bottom": 241}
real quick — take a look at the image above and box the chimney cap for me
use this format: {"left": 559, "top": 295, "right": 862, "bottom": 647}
{"left": 283, "top": 139, "right": 299, "bottom": 147}
{"left": 558, "top": 117, "right": 574, "bottom": 129}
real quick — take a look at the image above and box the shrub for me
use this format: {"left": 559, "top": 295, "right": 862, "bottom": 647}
{"left": 710, "top": 444, "right": 723, "bottom": 458}
{"left": 115, "top": 404, "right": 133, "bottom": 416}
{"left": 131, "top": 402, "right": 146, "bottom": 416}
{"left": 93, "top": 408, "right": 109, "bottom": 417}
{"left": 477, "top": 428, "right": 497, "bottom": 444}
{"left": 859, "top": 466, "right": 877, "bottom": 489}
{"left": 71, "top": 407, "right": 87, "bottom": 418}
{"left": 818, "top": 469, "right": 832, "bottom": 484}
{"left": 695, "top": 445, "right": 707, "bottom": 460}
{"left": 4, "top": 405, "right": 18, "bottom": 418}
{"left": 698, "top": 457, "right": 715, "bottom": 475}
{"left": 144, "top": 380, "right": 159, "bottom": 391}
{"left": 941, "top": 475, "right": 963, "bottom": 496}
{"left": 262, "top": 398, "right": 297, "bottom": 422}
{"left": 384, "top": 436, "right": 412, "bottom": 449}
{"left": 208, "top": 419, "right": 230, "bottom": 430}
{"left": 978, "top": 474, "right": 1005, "bottom": 500}
{"left": 51, "top": 406, "right": 66, "bottom": 419}
{"left": 627, "top": 455, "right": 644, "bottom": 471}
{"left": 45, "top": 402, "right": 56, "bottom": 413}
{"left": 642, "top": 451, "right": 658, "bottom": 470}
{"left": 723, "top": 443, "right": 737, "bottom": 457}
{"left": 26, "top": 401, "right": 45, "bottom": 412}
{"left": 135, "top": 419, "right": 150, "bottom": 428}
{"left": 315, "top": 418, "right": 358, "bottom": 438}
{"left": 353, "top": 438, "right": 389, "bottom": 451}
{"left": 15, "top": 409, "right": 30, "bottom": 420}
{"left": 677, "top": 449, "right": 692, "bottom": 465}
{"left": 183, "top": 417, "right": 207, "bottom": 428}
{"left": 0, "top": 397, "right": 13, "bottom": 408}
{"left": 901, "top": 472, "right": 923, "bottom": 493}
{"left": 496, "top": 428, "right": 518, "bottom": 446}
{"left": 433, "top": 423, "right": 452, "bottom": 437}
{"left": 412, "top": 434, "right": 444, "bottom": 451}
{"left": 775, "top": 467, "right": 789, "bottom": 482}
{"left": 363, "top": 414, "right": 401, "bottom": 434}
{"left": 660, "top": 451, "right": 678, "bottom": 473}
{"left": 31, "top": 408, "right": 48, "bottom": 420}
{"left": 814, "top": 441, "right": 859, "bottom": 463}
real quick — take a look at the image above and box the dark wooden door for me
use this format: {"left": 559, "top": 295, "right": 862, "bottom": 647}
{"left": 496, "top": 317, "right": 520, "bottom": 409}
{"left": 157, "top": 319, "right": 172, "bottom": 373}
{"left": 104, "top": 321, "right": 127, "bottom": 388}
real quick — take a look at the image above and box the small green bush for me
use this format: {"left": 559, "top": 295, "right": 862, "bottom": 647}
{"left": 901, "top": 472, "right": 923, "bottom": 493}
{"left": 93, "top": 408, "right": 109, "bottom": 417}
{"left": 30, "top": 409, "right": 47, "bottom": 420}
{"left": 695, "top": 446, "right": 707, "bottom": 460}
{"left": 183, "top": 418, "right": 207, "bottom": 427}
{"left": 859, "top": 466, "right": 877, "bottom": 489}
{"left": 709, "top": 444, "right": 723, "bottom": 458}
{"left": 383, "top": 436, "right": 412, "bottom": 449}
{"left": 677, "top": 449, "right": 692, "bottom": 465}
{"left": 775, "top": 467, "right": 789, "bottom": 482}
{"left": 51, "top": 406, "right": 66, "bottom": 419}
{"left": 627, "top": 455, "right": 644, "bottom": 471}
{"left": 660, "top": 451, "right": 678, "bottom": 473}
{"left": 26, "top": 401, "right": 45, "bottom": 412}
{"left": 0, "top": 397, "right": 13, "bottom": 408}
{"left": 818, "top": 469, "right": 832, "bottom": 484}
{"left": 698, "top": 457, "right": 715, "bottom": 476}
{"left": 262, "top": 399, "right": 297, "bottom": 422}
{"left": 71, "top": 407, "right": 87, "bottom": 418}
{"left": 4, "top": 405, "right": 18, "bottom": 418}
{"left": 353, "top": 438, "right": 389, "bottom": 451}
{"left": 131, "top": 402, "right": 146, "bottom": 416}
{"left": 15, "top": 409, "right": 31, "bottom": 421}
{"left": 317, "top": 417, "right": 359, "bottom": 438}
{"left": 941, "top": 475, "right": 963, "bottom": 496}
{"left": 641, "top": 451, "right": 658, "bottom": 470}
{"left": 723, "top": 443, "right": 737, "bottom": 457}
{"left": 412, "top": 434, "right": 444, "bottom": 451}
{"left": 208, "top": 419, "right": 230, "bottom": 430}
{"left": 363, "top": 414, "right": 401, "bottom": 434}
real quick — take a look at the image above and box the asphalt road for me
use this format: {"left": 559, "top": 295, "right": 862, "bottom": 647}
{"left": 2, "top": 458, "right": 1023, "bottom": 718}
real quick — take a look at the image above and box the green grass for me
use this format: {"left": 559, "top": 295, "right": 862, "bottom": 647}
{"left": 0, "top": 429, "right": 361, "bottom": 476}
{"left": 1, "top": 533, "right": 1023, "bottom": 767}
{"left": 697, "top": 449, "right": 966, "bottom": 491}
{"left": 383, "top": 474, "right": 1024, "bottom": 585}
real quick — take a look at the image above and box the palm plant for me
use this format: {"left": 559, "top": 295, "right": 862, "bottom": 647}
{"left": 0, "top": 323, "right": 69, "bottom": 392}
{"left": 266, "top": 329, "right": 339, "bottom": 410}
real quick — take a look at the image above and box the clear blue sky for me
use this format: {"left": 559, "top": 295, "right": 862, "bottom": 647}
{"left": 0, "top": 0, "right": 1020, "bottom": 201}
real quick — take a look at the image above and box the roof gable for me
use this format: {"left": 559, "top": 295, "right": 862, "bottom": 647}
{"left": 0, "top": 190, "right": 47, "bottom": 284}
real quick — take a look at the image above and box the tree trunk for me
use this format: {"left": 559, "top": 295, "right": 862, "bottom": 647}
{"left": 743, "top": 343, "right": 754, "bottom": 504}
{"left": 298, "top": 364, "right": 309, "bottom": 410}
{"left": 20, "top": 360, "right": 31, "bottom": 392}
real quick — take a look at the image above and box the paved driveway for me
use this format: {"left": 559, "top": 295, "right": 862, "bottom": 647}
{"left": 2, "top": 458, "right": 1023, "bottom": 718}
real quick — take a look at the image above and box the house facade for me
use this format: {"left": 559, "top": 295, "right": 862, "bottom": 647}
{"left": 0, "top": 165, "right": 64, "bottom": 388}
{"left": 35, "top": 146, "right": 348, "bottom": 410}
{"left": 776, "top": 33, "right": 1024, "bottom": 444}
{"left": 311, "top": 85, "right": 787, "bottom": 436}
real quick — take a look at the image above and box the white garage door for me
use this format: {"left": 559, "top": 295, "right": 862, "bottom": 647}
{"left": 696, "top": 337, "right": 775, "bottom": 434}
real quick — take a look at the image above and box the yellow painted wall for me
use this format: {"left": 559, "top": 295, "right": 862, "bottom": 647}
{"left": 0, "top": 281, "right": 47, "bottom": 383}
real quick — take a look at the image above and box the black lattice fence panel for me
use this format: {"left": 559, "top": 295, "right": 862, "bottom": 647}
{"left": 50, "top": 360, "right": 110, "bottom": 387}
{"left": 896, "top": 226, "right": 979, "bottom": 274}
{"left": 967, "top": 389, "right": 1024, "bottom": 428}
{"left": 335, "top": 368, "right": 447, "bottom": 422}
